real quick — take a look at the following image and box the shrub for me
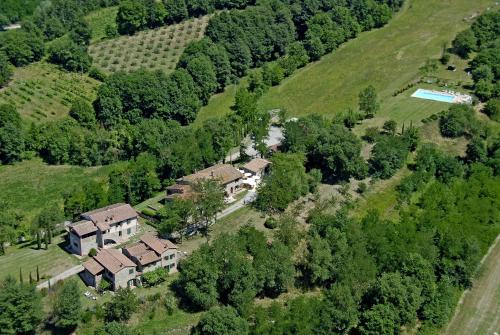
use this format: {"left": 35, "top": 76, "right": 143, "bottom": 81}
{"left": 147, "top": 292, "right": 162, "bottom": 302}
{"left": 483, "top": 99, "right": 500, "bottom": 122}
{"left": 163, "top": 293, "right": 177, "bottom": 315}
{"left": 88, "top": 248, "right": 97, "bottom": 257}
{"left": 357, "top": 182, "right": 368, "bottom": 194}
{"left": 440, "top": 52, "right": 450, "bottom": 65}
{"left": 141, "top": 267, "right": 168, "bottom": 287}
{"left": 439, "top": 104, "right": 476, "bottom": 138}
{"left": 105, "top": 24, "right": 118, "bottom": 38}
{"left": 264, "top": 217, "right": 278, "bottom": 229}
{"left": 98, "top": 278, "right": 112, "bottom": 293}
{"left": 262, "top": 63, "right": 285, "bottom": 86}
{"left": 48, "top": 39, "right": 92, "bottom": 72}
{"left": 363, "top": 127, "right": 380, "bottom": 143}
{"left": 0, "top": 51, "right": 13, "bottom": 88}
{"left": 89, "top": 67, "right": 107, "bottom": 81}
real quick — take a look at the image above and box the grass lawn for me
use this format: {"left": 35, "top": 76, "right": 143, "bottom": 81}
{"left": 177, "top": 206, "right": 268, "bottom": 254}
{"left": 0, "top": 234, "right": 79, "bottom": 281}
{"left": 444, "top": 236, "right": 500, "bottom": 335}
{"left": 353, "top": 83, "right": 459, "bottom": 136}
{"left": 194, "top": 77, "right": 248, "bottom": 125}
{"left": 351, "top": 167, "right": 411, "bottom": 221}
{"left": 0, "top": 62, "right": 100, "bottom": 123}
{"left": 197, "top": 0, "right": 491, "bottom": 124}
{"left": 0, "top": 158, "right": 121, "bottom": 225}
{"left": 85, "top": 6, "right": 119, "bottom": 43}
{"left": 259, "top": 0, "right": 490, "bottom": 117}
{"left": 88, "top": 16, "right": 209, "bottom": 75}
{"left": 135, "top": 191, "right": 166, "bottom": 213}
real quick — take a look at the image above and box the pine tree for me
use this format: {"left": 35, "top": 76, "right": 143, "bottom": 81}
{"left": 36, "top": 231, "right": 41, "bottom": 250}
{"left": 53, "top": 280, "right": 82, "bottom": 330}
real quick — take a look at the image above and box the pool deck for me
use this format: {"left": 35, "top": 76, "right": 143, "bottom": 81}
{"left": 411, "top": 88, "right": 472, "bottom": 104}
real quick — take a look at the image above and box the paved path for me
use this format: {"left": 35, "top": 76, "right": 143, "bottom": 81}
{"left": 37, "top": 264, "right": 84, "bottom": 289}
{"left": 217, "top": 190, "right": 256, "bottom": 220}
{"left": 224, "top": 125, "right": 284, "bottom": 162}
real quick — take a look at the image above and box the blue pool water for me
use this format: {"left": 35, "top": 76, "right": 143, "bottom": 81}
{"left": 411, "top": 89, "right": 455, "bottom": 103}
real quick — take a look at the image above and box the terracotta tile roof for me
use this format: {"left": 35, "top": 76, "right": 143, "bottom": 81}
{"left": 83, "top": 258, "right": 104, "bottom": 275}
{"left": 124, "top": 243, "right": 150, "bottom": 257}
{"left": 140, "top": 234, "right": 178, "bottom": 255}
{"left": 70, "top": 220, "right": 97, "bottom": 237}
{"left": 93, "top": 249, "right": 135, "bottom": 274}
{"left": 179, "top": 164, "right": 243, "bottom": 185}
{"left": 81, "top": 203, "right": 137, "bottom": 231}
{"left": 137, "top": 251, "right": 160, "bottom": 266}
{"left": 242, "top": 158, "right": 271, "bottom": 174}
{"left": 125, "top": 235, "right": 176, "bottom": 266}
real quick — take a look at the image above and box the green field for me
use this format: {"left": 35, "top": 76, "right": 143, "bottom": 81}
{"left": 0, "top": 159, "right": 120, "bottom": 224}
{"left": 0, "top": 234, "right": 78, "bottom": 282}
{"left": 85, "top": 6, "right": 119, "bottom": 43}
{"left": 88, "top": 16, "right": 209, "bottom": 74}
{"left": 0, "top": 62, "right": 100, "bottom": 123}
{"left": 198, "top": 0, "right": 492, "bottom": 124}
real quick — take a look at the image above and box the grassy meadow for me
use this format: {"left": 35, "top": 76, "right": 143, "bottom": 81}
{"left": 198, "top": 0, "right": 492, "bottom": 124}
{"left": 0, "top": 159, "right": 121, "bottom": 224}
{"left": 85, "top": 6, "right": 119, "bottom": 43}
{"left": 0, "top": 62, "right": 99, "bottom": 123}
{"left": 0, "top": 234, "right": 79, "bottom": 282}
{"left": 88, "top": 16, "right": 209, "bottom": 74}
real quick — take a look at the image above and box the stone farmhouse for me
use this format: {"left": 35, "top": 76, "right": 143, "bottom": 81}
{"left": 81, "top": 248, "right": 137, "bottom": 290}
{"left": 68, "top": 203, "right": 139, "bottom": 256}
{"left": 166, "top": 164, "right": 244, "bottom": 201}
{"left": 123, "top": 234, "right": 178, "bottom": 274}
{"left": 242, "top": 158, "right": 271, "bottom": 178}
{"left": 81, "top": 234, "right": 178, "bottom": 290}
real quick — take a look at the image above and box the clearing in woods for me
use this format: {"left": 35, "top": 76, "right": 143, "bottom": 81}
{"left": 85, "top": 5, "right": 119, "bottom": 43}
{"left": 88, "top": 15, "right": 210, "bottom": 74}
{"left": 444, "top": 236, "right": 500, "bottom": 335}
{"left": 196, "top": 0, "right": 492, "bottom": 125}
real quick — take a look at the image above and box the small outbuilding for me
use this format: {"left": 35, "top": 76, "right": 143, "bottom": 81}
{"left": 242, "top": 158, "right": 271, "bottom": 178}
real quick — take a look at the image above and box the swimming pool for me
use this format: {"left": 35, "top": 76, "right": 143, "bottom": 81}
{"left": 411, "top": 89, "right": 456, "bottom": 103}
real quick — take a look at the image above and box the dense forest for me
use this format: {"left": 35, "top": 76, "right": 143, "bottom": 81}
{"left": 0, "top": 0, "right": 41, "bottom": 25}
